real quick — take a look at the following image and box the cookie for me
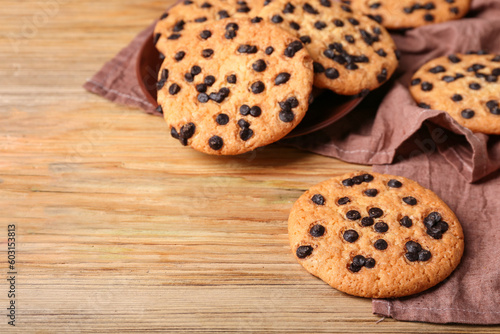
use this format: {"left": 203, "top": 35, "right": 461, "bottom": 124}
{"left": 258, "top": 0, "right": 399, "bottom": 95}
{"left": 348, "top": 0, "right": 471, "bottom": 30}
{"left": 154, "top": 0, "right": 262, "bottom": 56}
{"left": 288, "top": 172, "right": 464, "bottom": 298}
{"left": 410, "top": 53, "right": 500, "bottom": 134}
{"left": 157, "top": 18, "right": 314, "bottom": 155}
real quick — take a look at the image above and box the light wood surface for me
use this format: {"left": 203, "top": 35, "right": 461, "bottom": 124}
{"left": 1, "top": 1, "right": 499, "bottom": 333}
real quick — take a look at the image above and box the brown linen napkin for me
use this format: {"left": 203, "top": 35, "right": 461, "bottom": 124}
{"left": 83, "top": 0, "right": 500, "bottom": 324}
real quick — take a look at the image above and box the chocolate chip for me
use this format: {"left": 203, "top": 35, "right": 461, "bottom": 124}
{"left": 418, "top": 103, "right": 431, "bottom": 109}
{"left": 251, "top": 16, "right": 263, "bottom": 23}
{"left": 377, "top": 68, "right": 388, "bottom": 83}
{"left": 216, "top": 114, "right": 229, "bottom": 125}
{"left": 468, "top": 64, "right": 485, "bottom": 72}
{"left": 376, "top": 49, "right": 387, "bottom": 57}
{"left": 157, "top": 79, "right": 166, "bottom": 90}
{"left": 302, "top": 3, "right": 318, "bottom": 14}
{"left": 204, "top": 75, "right": 216, "bottom": 86}
{"left": 180, "top": 123, "right": 196, "bottom": 140}
{"left": 373, "top": 27, "right": 382, "bottom": 35}
{"left": 448, "top": 54, "right": 461, "bottom": 63}
{"left": 320, "top": 0, "right": 331, "bottom": 7}
{"left": 196, "top": 84, "right": 207, "bottom": 93}
{"left": 272, "top": 14, "right": 283, "bottom": 23}
{"left": 252, "top": 59, "right": 267, "bottom": 72}
{"left": 240, "top": 127, "right": 254, "bottom": 141}
{"left": 469, "top": 83, "right": 481, "bottom": 90}
{"left": 418, "top": 250, "right": 432, "bottom": 261}
{"left": 325, "top": 68, "right": 339, "bottom": 79}
{"left": 183, "top": 0, "right": 193, "bottom": 4}
{"left": 323, "top": 49, "right": 335, "bottom": 60}
{"left": 451, "top": 94, "right": 463, "bottom": 102}
{"left": 290, "top": 22, "right": 300, "bottom": 30}
{"left": 227, "top": 74, "right": 237, "bottom": 84}
{"left": 349, "top": 263, "right": 362, "bottom": 273}
{"left": 348, "top": 18, "right": 359, "bottom": 26}
{"left": 400, "top": 216, "right": 413, "bottom": 228}
{"left": 370, "top": 2, "right": 381, "bottom": 8}
{"left": 361, "top": 217, "right": 374, "bottom": 227}
{"left": 352, "top": 255, "right": 365, "bottom": 267}
{"left": 486, "top": 75, "right": 498, "bottom": 83}
{"left": 265, "top": 46, "right": 274, "bottom": 55}
{"left": 333, "top": 19, "right": 344, "bottom": 27}
{"left": 159, "top": 53, "right": 165, "bottom": 61}
{"left": 364, "top": 189, "right": 378, "bottom": 197}
{"left": 342, "top": 179, "right": 354, "bottom": 187}
{"left": 450, "top": 7, "right": 459, "bottom": 14}
{"left": 367, "top": 14, "right": 382, "bottom": 23}
{"left": 191, "top": 66, "right": 201, "bottom": 76}
{"left": 283, "top": 2, "right": 295, "bottom": 13}
{"left": 374, "top": 222, "right": 388, "bottom": 233}
{"left": 160, "top": 12, "right": 168, "bottom": 20}
{"left": 154, "top": 33, "right": 161, "bottom": 45}
{"left": 337, "top": 197, "right": 350, "bottom": 205}
{"left": 155, "top": 105, "right": 163, "bottom": 115}
{"left": 275, "top": 73, "right": 291, "bottom": 85}
{"left": 403, "top": 196, "right": 417, "bottom": 205}
{"left": 169, "top": 84, "right": 180, "bottom": 95}
{"left": 251, "top": 81, "right": 265, "bottom": 94}
{"left": 429, "top": 65, "right": 446, "bottom": 73}
{"left": 486, "top": 100, "right": 499, "bottom": 113}
{"left": 369, "top": 208, "right": 384, "bottom": 218}
{"left": 352, "top": 175, "right": 364, "bottom": 185}
{"left": 492, "top": 68, "right": 500, "bottom": 76}
{"left": 238, "top": 119, "right": 250, "bottom": 128}
{"left": 424, "top": 14, "right": 434, "bottom": 22}
{"left": 395, "top": 50, "right": 402, "bottom": 60}
{"left": 314, "top": 21, "right": 326, "bottom": 30}
{"left": 360, "top": 29, "right": 378, "bottom": 46}
{"left": 200, "top": 2, "right": 212, "bottom": 8}
{"left": 405, "top": 241, "right": 422, "bottom": 253}
{"left": 287, "top": 97, "right": 299, "bottom": 108}
{"left": 353, "top": 55, "right": 369, "bottom": 63}
{"left": 218, "top": 10, "right": 230, "bottom": 19}
{"left": 200, "top": 30, "right": 212, "bottom": 39}
{"left": 300, "top": 35, "right": 312, "bottom": 44}
{"left": 461, "top": 109, "right": 475, "bottom": 119}
{"left": 343, "top": 230, "right": 359, "bottom": 243}
{"left": 492, "top": 55, "right": 500, "bottom": 62}
{"left": 197, "top": 93, "right": 209, "bottom": 103}
{"left": 202, "top": 49, "right": 213, "bottom": 58}
{"left": 209, "top": 92, "right": 225, "bottom": 103}
{"left": 310, "top": 224, "right": 325, "bottom": 237}
{"left": 411, "top": 78, "right": 421, "bottom": 86}
{"left": 311, "top": 194, "right": 325, "bottom": 205}
{"left": 341, "top": 4, "right": 352, "bottom": 12}
{"left": 225, "top": 30, "right": 237, "bottom": 39}
{"left": 184, "top": 73, "right": 194, "bottom": 82}
{"left": 170, "top": 127, "right": 179, "bottom": 139}
{"left": 346, "top": 210, "right": 361, "bottom": 220}
{"left": 279, "top": 110, "right": 294, "bottom": 122}
{"left": 442, "top": 75, "right": 455, "bottom": 83}
{"left": 405, "top": 252, "right": 419, "bottom": 262}
{"left": 421, "top": 82, "right": 433, "bottom": 91}
{"left": 365, "top": 258, "right": 376, "bottom": 268}
{"left": 208, "top": 136, "right": 223, "bottom": 150}
{"left": 238, "top": 44, "right": 258, "bottom": 54}
{"left": 195, "top": 17, "right": 207, "bottom": 22}
{"left": 424, "top": 212, "right": 442, "bottom": 228}
{"left": 175, "top": 51, "right": 186, "bottom": 61}
{"left": 363, "top": 174, "right": 374, "bottom": 182}
{"left": 374, "top": 239, "right": 388, "bottom": 250}
{"left": 173, "top": 20, "right": 185, "bottom": 32}
{"left": 296, "top": 245, "right": 313, "bottom": 258}
{"left": 250, "top": 106, "right": 262, "bottom": 117}
{"left": 284, "top": 41, "right": 303, "bottom": 58}
{"left": 237, "top": 5, "right": 251, "bottom": 13}
{"left": 388, "top": 179, "right": 402, "bottom": 188}
{"left": 345, "top": 35, "right": 355, "bottom": 44}
{"left": 168, "top": 33, "right": 181, "bottom": 40}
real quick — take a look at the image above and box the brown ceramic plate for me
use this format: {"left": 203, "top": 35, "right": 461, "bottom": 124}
{"left": 136, "top": 32, "right": 363, "bottom": 138}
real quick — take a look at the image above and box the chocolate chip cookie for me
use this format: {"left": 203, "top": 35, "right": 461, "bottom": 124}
{"left": 157, "top": 17, "right": 314, "bottom": 155}
{"left": 258, "top": 0, "right": 399, "bottom": 95}
{"left": 155, "top": 0, "right": 262, "bottom": 55}
{"left": 348, "top": 0, "right": 471, "bottom": 29}
{"left": 410, "top": 52, "right": 500, "bottom": 134}
{"left": 288, "top": 172, "right": 464, "bottom": 298}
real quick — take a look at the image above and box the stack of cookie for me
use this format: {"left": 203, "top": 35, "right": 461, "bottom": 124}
{"left": 153, "top": 0, "right": 400, "bottom": 155}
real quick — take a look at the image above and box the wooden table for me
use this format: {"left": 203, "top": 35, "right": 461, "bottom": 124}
{"left": 1, "top": 1, "right": 498, "bottom": 333}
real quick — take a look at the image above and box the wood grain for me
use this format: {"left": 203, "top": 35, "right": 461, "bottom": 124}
{"left": 0, "top": 1, "right": 499, "bottom": 333}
